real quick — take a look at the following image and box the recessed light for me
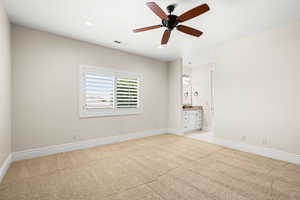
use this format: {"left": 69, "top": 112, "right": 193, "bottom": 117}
{"left": 85, "top": 21, "right": 94, "bottom": 26}
{"left": 158, "top": 45, "right": 165, "bottom": 49}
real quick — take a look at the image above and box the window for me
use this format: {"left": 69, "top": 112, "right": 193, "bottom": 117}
{"left": 116, "top": 78, "right": 139, "bottom": 108}
{"left": 79, "top": 65, "right": 143, "bottom": 117}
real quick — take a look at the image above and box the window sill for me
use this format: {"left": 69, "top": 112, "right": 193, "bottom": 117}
{"left": 79, "top": 111, "right": 144, "bottom": 118}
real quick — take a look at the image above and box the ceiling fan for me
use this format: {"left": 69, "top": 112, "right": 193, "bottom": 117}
{"left": 133, "top": 2, "right": 210, "bottom": 45}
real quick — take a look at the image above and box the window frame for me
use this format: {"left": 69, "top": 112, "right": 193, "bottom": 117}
{"left": 79, "top": 65, "right": 143, "bottom": 118}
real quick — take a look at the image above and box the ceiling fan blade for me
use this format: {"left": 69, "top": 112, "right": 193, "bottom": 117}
{"left": 161, "top": 30, "right": 171, "bottom": 45}
{"left": 146, "top": 2, "right": 168, "bottom": 20}
{"left": 177, "top": 4, "right": 210, "bottom": 22}
{"left": 176, "top": 25, "right": 203, "bottom": 37}
{"left": 133, "top": 25, "right": 162, "bottom": 33}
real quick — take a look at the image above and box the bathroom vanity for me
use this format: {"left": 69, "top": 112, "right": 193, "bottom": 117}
{"left": 183, "top": 106, "right": 203, "bottom": 132}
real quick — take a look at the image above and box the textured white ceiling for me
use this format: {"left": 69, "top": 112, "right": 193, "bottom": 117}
{"left": 4, "top": 0, "right": 300, "bottom": 64}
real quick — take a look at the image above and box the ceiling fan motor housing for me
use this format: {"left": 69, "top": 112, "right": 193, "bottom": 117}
{"left": 162, "top": 15, "right": 179, "bottom": 30}
{"left": 167, "top": 4, "right": 176, "bottom": 14}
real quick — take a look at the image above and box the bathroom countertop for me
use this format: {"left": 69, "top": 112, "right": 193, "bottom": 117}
{"left": 183, "top": 106, "right": 203, "bottom": 111}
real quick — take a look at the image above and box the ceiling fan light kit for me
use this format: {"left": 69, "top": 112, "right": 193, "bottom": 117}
{"left": 133, "top": 2, "right": 210, "bottom": 45}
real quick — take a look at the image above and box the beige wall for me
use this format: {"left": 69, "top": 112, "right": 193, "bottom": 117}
{"left": 214, "top": 22, "right": 300, "bottom": 154}
{"left": 12, "top": 25, "right": 169, "bottom": 151}
{"left": 0, "top": 2, "right": 11, "bottom": 166}
{"left": 190, "top": 64, "right": 213, "bottom": 131}
{"left": 167, "top": 59, "right": 183, "bottom": 132}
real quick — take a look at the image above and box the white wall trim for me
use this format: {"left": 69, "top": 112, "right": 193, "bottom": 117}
{"left": 167, "top": 128, "right": 185, "bottom": 136}
{"left": 187, "top": 134, "right": 300, "bottom": 165}
{"left": 11, "top": 128, "right": 299, "bottom": 169}
{"left": 12, "top": 129, "right": 167, "bottom": 162}
{"left": 184, "top": 128, "right": 202, "bottom": 133}
{"left": 0, "top": 154, "right": 12, "bottom": 183}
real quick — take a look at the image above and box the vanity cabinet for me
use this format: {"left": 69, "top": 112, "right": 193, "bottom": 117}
{"left": 183, "top": 109, "right": 203, "bottom": 132}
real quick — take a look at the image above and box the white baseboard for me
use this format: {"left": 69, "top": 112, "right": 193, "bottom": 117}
{"left": 187, "top": 134, "right": 300, "bottom": 165}
{"left": 12, "top": 128, "right": 167, "bottom": 162}
{"left": 0, "top": 154, "right": 12, "bottom": 183}
{"left": 11, "top": 127, "right": 299, "bottom": 167}
{"left": 167, "top": 128, "right": 184, "bottom": 135}
{"left": 184, "top": 128, "right": 202, "bottom": 133}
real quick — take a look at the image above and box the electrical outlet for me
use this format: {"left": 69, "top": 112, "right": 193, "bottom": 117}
{"left": 73, "top": 135, "right": 79, "bottom": 141}
{"left": 241, "top": 136, "right": 247, "bottom": 141}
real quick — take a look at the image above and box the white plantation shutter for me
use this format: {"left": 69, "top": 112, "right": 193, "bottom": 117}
{"left": 84, "top": 72, "right": 114, "bottom": 109}
{"left": 80, "top": 66, "right": 142, "bottom": 117}
{"left": 116, "top": 78, "right": 139, "bottom": 108}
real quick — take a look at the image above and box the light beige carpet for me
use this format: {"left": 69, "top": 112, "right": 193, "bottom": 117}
{"left": 1, "top": 134, "right": 300, "bottom": 200}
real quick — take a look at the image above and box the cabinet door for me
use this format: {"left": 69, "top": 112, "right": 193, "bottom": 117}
{"left": 183, "top": 111, "right": 189, "bottom": 129}
{"left": 190, "top": 111, "right": 202, "bottom": 129}
{"left": 188, "top": 111, "right": 196, "bottom": 128}
{"left": 195, "top": 110, "right": 202, "bottom": 121}
{"left": 196, "top": 111, "right": 203, "bottom": 129}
